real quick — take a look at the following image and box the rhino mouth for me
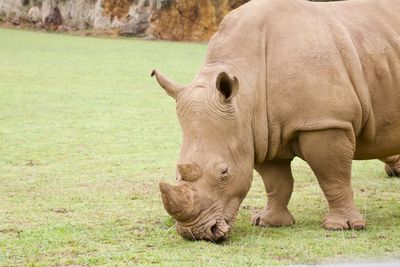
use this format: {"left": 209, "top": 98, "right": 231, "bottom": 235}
{"left": 208, "top": 219, "right": 231, "bottom": 242}
{"left": 177, "top": 217, "right": 233, "bottom": 242}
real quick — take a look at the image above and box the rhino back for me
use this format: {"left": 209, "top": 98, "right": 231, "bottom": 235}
{"left": 204, "top": 0, "right": 400, "bottom": 160}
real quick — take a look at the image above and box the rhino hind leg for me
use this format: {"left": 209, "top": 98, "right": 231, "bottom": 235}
{"left": 381, "top": 155, "right": 400, "bottom": 177}
{"left": 252, "top": 159, "right": 295, "bottom": 227}
{"left": 298, "top": 129, "right": 365, "bottom": 230}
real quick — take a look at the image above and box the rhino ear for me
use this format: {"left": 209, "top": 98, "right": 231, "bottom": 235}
{"left": 216, "top": 72, "right": 238, "bottom": 102}
{"left": 151, "top": 69, "right": 184, "bottom": 99}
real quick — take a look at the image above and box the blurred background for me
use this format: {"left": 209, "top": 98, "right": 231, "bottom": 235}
{"left": 0, "top": 0, "right": 336, "bottom": 42}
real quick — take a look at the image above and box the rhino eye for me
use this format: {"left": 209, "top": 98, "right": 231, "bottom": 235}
{"left": 216, "top": 163, "right": 230, "bottom": 178}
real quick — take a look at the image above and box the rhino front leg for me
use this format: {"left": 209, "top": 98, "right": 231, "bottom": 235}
{"left": 298, "top": 129, "right": 365, "bottom": 230}
{"left": 252, "top": 160, "right": 295, "bottom": 227}
{"left": 381, "top": 155, "right": 400, "bottom": 177}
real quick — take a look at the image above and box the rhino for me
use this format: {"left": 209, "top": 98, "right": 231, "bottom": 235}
{"left": 151, "top": 0, "right": 400, "bottom": 241}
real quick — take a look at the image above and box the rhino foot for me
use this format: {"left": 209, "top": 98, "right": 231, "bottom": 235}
{"left": 251, "top": 208, "right": 295, "bottom": 227}
{"left": 323, "top": 209, "right": 365, "bottom": 230}
{"left": 384, "top": 157, "right": 400, "bottom": 177}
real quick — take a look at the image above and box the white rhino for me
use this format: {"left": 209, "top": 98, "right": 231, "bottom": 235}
{"left": 152, "top": 0, "right": 400, "bottom": 241}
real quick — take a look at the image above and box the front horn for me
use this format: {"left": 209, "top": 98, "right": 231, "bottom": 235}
{"left": 151, "top": 69, "right": 184, "bottom": 99}
{"left": 159, "top": 182, "right": 195, "bottom": 221}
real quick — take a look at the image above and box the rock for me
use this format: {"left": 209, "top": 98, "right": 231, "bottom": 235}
{"left": 93, "top": 0, "right": 111, "bottom": 29}
{"left": 120, "top": 9, "right": 150, "bottom": 36}
{"left": 28, "top": 6, "right": 41, "bottom": 23}
{"left": 44, "top": 6, "right": 63, "bottom": 27}
{"left": 34, "top": 21, "right": 44, "bottom": 30}
{"left": 111, "top": 17, "right": 125, "bottom": 28}
{"left": 10, "top": 17, "right": 20, "bottom": 26}
{"left": 57, "top": 24, "right": 71, "bottom": 32}
{"left": 151, "top": 0, "right": 250, "bottom": 41}
{"left": 0, "top": 0, "right": 23, "bottom": 20}
{"left": 41, "top": 0, "right": 53, "bottom": 23}
{"left": 102, "top": 0, "right": 130, "bottom": 20}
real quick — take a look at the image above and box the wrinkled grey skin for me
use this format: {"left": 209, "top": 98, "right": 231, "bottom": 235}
{"left": 152, "top": 0, "right": 400, "bottom": 241}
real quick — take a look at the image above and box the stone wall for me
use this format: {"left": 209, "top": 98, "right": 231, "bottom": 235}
{"left": 0, "top": 0, "right": 337, "bottom": 41}
{"left": 0, "top": 0, "right": 247, "bottom": 40}
{"left": 0, "top": 0, "right": 146, "bottom": 36}
{"left": 152, "top": 0, "right": 249, "bottom": 41}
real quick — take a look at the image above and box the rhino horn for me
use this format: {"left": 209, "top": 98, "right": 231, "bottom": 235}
{"left": 151, "top": 69, "right": 184, "bottom": 99}
{"left": 177, "top": 163, "right": 202, "bottom": 182}
{"left": 159, "top": 182, "right": 194, "bottom": 221}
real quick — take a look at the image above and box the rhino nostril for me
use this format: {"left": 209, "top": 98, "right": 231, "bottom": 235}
{"left": 209, "top": 220, "right": 230, "bottom": 241}
{"left": 211, "top": 223, "right": 219, "bottom": 237}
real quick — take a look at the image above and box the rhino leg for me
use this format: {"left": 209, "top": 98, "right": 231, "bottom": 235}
{"left": 381, "top": 155, "right": 400, "bottom": 177}
{"left": 252, "top": 159, "right": 295, "bottom": 227}
{"left": 298, "top": 129, "right": 365, "bottom": 230}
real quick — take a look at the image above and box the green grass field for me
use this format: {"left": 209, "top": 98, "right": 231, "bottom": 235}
{"left": 0, "top": 28, "right": 399, "bottom": 266}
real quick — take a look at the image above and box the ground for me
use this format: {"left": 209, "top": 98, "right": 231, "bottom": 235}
{"left": 0, "top": 28, "right": 399, "bottom": 266}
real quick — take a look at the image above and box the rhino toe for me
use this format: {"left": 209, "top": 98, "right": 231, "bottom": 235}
{"left": 323, "top": 209, "right": 365, "bottom": 231}
{"left": 251, "top": 208, "right": 295, "bottom": 227}
{"left": 385, "top": 163, "right": 400, "bottom": 177}
{"left": 383, "top": 155, "right": 400, "bottom": 177}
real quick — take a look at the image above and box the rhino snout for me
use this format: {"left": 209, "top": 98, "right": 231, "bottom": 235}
{"left": 176, "top": 218, "right": 231, "bottom": 242}
{"left": 209, "top": 219, "right": 231, "bottom": 242}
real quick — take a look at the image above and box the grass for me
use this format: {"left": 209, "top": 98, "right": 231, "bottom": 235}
{"left": 0, "top": 28, "right": 399, "bottom": 266}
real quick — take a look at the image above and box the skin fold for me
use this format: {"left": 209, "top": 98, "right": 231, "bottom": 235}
{"left": 152, "top": 0, "right": 400, "bottom": 241}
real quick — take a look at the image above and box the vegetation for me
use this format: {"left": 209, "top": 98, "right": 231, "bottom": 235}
{"left": 0, "top": 28, "right": 399, "bottom": 266}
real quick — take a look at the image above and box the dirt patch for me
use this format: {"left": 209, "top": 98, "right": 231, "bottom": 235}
{"left": 51, "top": 208, "right": 68, "bottom": 214}
{"left": 0, "top": 228, "right": 22, "bottom": 235}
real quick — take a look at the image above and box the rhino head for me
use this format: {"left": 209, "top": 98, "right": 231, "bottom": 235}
{"left": 152, "top": 68, "right": 254, "bottom": 241}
